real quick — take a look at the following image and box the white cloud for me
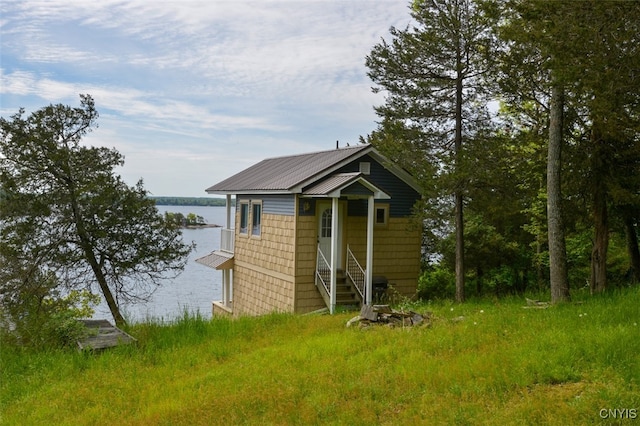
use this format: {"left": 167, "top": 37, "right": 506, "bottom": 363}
{"left": 1, "top": 0, "right": 412, "bottom": 196}
{"left": 1, "top": 70, "right": 287, "bottom": 132}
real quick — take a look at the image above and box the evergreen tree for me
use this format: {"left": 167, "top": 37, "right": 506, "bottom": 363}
{"left": 503, "top": 0, "right": 640, "bottom": 294}
{"left": 365, "top": 0, "right": 496, "bottom": 302}
{"left": 0, "top": 95, "right": 193, "bottom": 326}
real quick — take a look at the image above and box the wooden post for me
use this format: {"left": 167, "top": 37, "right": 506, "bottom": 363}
{"left": 366, "top": 195, "right": 374, "bottom": 305}
{"left": 223, "top": 194, "right": 232, "bottom": 307}
{"left": 225, "top": 194, "right": 232, "bottom": 229}
{"left": 330, "top": 197, "right": 339, "bottom": 314}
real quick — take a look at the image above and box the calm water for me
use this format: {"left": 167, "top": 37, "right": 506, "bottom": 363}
{"left": 92, "top": 206, "right": 228, "bottom": 322}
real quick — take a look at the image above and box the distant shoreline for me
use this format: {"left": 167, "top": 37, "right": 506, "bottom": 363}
{"left": 150, "top": 196, "right": 234, "bottom": 207}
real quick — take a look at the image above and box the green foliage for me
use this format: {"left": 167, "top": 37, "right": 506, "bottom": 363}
{"left": 0, "top": 95, "right": 193, "bottom": 326}
{"left": 369, "top": 0, "right": 640, "bottom": 301}
{"left": 418, "top": 265, "right": 456, "bottom": 300}
{"left": 1, "top": 287, "right": 638, "bottom": 424}
{"left": 164, "top": 211, "right": 207, "bottom": 227}
{"left": 0, "top": 269, "right": 99, "bottom": 349}
{"left": 605, "top": 231, "right": 638, "bottom": 287}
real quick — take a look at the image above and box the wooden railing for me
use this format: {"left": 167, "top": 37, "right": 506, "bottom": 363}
{"left": 346, "top": 245, "right": 366, "bottom": 301}
{"left": 220, "top": 228, "right": 234, "bottom": 253}
{"left": 315, "top": 245, "right": 331, "bottom": 308}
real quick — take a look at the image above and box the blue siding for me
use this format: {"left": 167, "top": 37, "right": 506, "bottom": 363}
{"left": 342, "top": 181, "right": 374, "bottom": 196}
{"left": 235, "top": 194, "right": 295, "bottom": 215}
{"left": 250, "top": 194, "right": 296, "bottom": 216}
{"left": 335, "top": 154, "right": 420, "bottom": 217}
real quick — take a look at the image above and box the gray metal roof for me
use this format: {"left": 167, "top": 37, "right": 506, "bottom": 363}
{"left": 195, "top": 250, "right": 234, "bottom": 270}
{"left": 206, "top": 144, "right": 372, "bottom": 194}
{"left": 302, "top": 172, "right": 390, "bottom": 199}
{"left": 303, "top": 173, "right": 363, "bottom": 196}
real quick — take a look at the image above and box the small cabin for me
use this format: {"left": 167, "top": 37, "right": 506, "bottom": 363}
{"left": 197, "top": 144, "right": 422, "bottom": 316}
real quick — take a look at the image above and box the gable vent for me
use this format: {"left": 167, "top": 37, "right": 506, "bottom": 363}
{"left": 360, "top": 162, "right": 371, "bottom": 175}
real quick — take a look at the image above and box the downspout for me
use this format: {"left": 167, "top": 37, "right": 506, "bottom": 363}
{"left": 226, "top": 194, "right": 232, "bottom": 229}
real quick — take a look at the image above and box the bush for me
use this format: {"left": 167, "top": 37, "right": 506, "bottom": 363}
{"left": 417, "top": 265, "right": 456, "bottom": 300}
{"left": 0, "top": 271, "right": 99, "bottom": 349}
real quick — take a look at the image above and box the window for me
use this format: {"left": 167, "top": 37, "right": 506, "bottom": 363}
{"left": 239, "top": 202, "right": 249, "bottom": 234}
{"left": 252, "top": 202, "right": 262, "bottom": 236}
{"left": 321, "top": 208, "right": 332, "bottom": 238}
{"left": 359, "top": 162, "right": 371, "bottom": 175}
{"left": 375, "top": 205, "right": 388, "bottom": 226}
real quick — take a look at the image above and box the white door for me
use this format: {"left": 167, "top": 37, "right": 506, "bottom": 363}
{"left": 318, "top": 201, "right": 343, "bottom": 266}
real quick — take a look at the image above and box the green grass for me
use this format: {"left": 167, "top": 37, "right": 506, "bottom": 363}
{"left": 1, "top": 287, "right": 639, "bottom": 425}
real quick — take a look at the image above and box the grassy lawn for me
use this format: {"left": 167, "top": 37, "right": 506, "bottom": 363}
{"left": 1, "top": 286, "right": 639, "bottom": 425}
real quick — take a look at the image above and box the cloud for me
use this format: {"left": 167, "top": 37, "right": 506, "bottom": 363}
{"left": 0, "top": 69, "right": 288, "bottom": 133}
{"left": 1, "top": 0, "right": 412, "bottom": 196}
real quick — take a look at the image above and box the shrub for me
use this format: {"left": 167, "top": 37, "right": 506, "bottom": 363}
{"left": 417, "top": 265, "right": 456, "bottom": 300}
{"left": 0, "top": 271, "right": 99, "bottom": 349}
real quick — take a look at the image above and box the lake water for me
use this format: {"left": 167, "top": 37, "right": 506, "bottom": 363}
{"left": 92, "top": 205, "right": 229, "bottom": 323}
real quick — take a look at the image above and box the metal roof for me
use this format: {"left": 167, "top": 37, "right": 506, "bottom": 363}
{"left": 195, "top": 251, "right": 234, "bottom": 270}
{"left": 205, "top": 144, "right": 372, "bottom": 194}
{"left": 302, "top": 173, "right": 390, "bottom": 199}
{"left": 303, "top": 173, "right": 362, "bottom": 195}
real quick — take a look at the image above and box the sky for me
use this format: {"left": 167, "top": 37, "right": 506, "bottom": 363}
{"left": 1, "top": 1, "right": 414, "bottom": 197}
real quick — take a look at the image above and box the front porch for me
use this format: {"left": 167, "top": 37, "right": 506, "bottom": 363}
{"left": 305, "top": 172, "right": 390, "bottom": 314}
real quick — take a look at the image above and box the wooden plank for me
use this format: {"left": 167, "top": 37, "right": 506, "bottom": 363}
{"left": 360, "top": 304, "right": 378, "bottom": 321}
{"left": 77, "top": 319, "right": 136, "bottom": 351}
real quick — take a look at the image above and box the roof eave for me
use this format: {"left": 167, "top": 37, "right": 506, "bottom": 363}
{"left": 205, "top": 189, "right": 294, "bottom": 196}
{"left": 301, "top": 174, "right": 391, "bottom": 200}
{"left": 289, "top": 145, "right": 375, "bottom": 193}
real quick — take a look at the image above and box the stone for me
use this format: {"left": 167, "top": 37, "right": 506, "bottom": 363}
{"left": 410, "top": 312, "right": 424, "bottom": 326}
{"left": 345, "top": 306, "right": 434, "bottom": 329}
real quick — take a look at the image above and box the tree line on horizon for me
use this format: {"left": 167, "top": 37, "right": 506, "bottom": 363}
{"left": 151, "top": 196, "right": 230, "bottom": 207}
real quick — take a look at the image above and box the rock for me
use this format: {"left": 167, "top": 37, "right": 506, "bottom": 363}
{"left": 346, "top": 306, "right": 433, "bottom": 328}
{"left": 410, "top": 312, "right": 424, "bottom": 325}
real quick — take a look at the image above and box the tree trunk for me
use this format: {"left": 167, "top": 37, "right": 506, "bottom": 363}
{"left": 454, "top": 76, "right": 465, "bottom": 303}
{"left": 547, "top": 84, "right": 570, "bottom": 303}
{"left": 84, "top": 248, "right": 127, "bottom": 327}
{"left": 453, "top": 14, "right": 465, "bottom": 303}
{"left": 624, "top": 213, "right": 640, "bottom": 283}
{"left": 589, "top": 126, "right": 609, "bottom": 294}
{"left": 67, "top": 179, "right": 127, "bottom": 327}
{"left": 455, "top": 192, "right": 465, "bottom": 302}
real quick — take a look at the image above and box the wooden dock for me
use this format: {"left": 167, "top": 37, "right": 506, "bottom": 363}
{"left": 77, "top": 319, "right": 137, "bottom": 351}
